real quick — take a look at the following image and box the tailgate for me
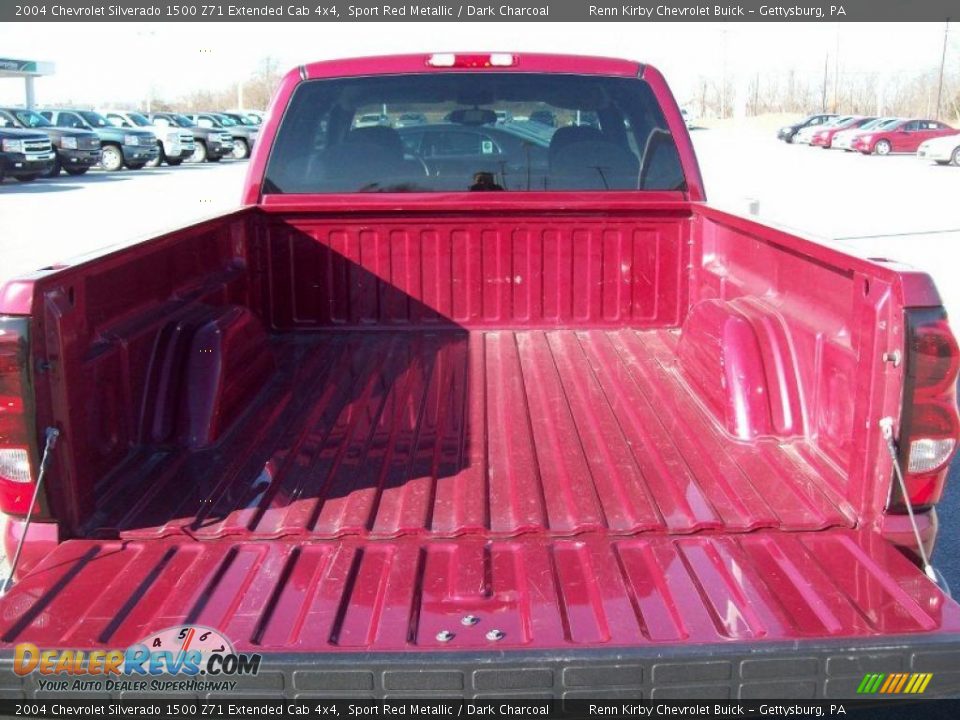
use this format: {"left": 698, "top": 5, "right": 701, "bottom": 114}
{"left": 2, "top": 530, "right": 960, "bottom": 699}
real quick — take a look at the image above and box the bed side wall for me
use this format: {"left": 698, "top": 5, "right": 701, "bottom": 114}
{"left": 684, "top": 206, "right": 907, "bottom": 522}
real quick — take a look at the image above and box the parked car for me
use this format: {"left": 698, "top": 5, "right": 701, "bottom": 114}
{"left": 794, "top": 115, "right": 855, "bottom": 145}
{"left": 101, "top": 109, "right": 195, "bottom": 167}
{"left": 777, "top": 113, "right": 838, "bottom": 143}
{"left": 395, "top": 112, "right": 427, "bottom": 127}
{"left": 148, "top": 111, "right": 233, "bottom": 163}
{"left": 529, "top": 109, "right": 557, "bottom": 127}
{"left": 188, "top": 112, "right": 258, "bottom": 160}
{"left": 39, "top": 108, "right": 158, "bottom": 171}
{"left": 809, "top": 116, "right": 875, "bottom": 148}
{"left": 355, "top": 112, "right": 389, "bottom": 128}
{"left": 0, "top": 124, "right": 54, "bottom": 182}
{"left": 831, "top": 117, "right": 900, "bottom": 151}
{"left": 1, "top": 53, "right": 959, "bottom": 700}
{"left": 851, "top": 118, "right": 957, "bottom": 155}
{"left": 220, "top": 110, "right": 261, "bottom": 129}
{"left": 680, "top": 108, "right": 696, "bottom": 129}
{"left": 219, "top": 111, "right": 266, "bottom": 158}
{"left": 226, "top": 109, "right": 265, "bottom": 125}
{"left": 917, "top": 133, "right": 960, "bottom": 166}
{"left": 0, "top": 107, "right": 100, "bottom": 177}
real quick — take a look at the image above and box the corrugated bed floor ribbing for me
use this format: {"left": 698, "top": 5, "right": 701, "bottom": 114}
{"left": 88, "top": 329, "right": 855, "bottom": 541}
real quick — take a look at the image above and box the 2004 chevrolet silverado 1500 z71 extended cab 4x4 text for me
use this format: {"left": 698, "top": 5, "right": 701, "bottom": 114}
{"left": 1, "top": 53, "right": 959, "bottom": 699}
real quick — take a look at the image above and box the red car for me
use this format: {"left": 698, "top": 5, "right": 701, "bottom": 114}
{"left": 809, "top": 116, "right": 875, "bottom": 148}
{"left": 851, "top": 118, "right": 956, "bottom": 155}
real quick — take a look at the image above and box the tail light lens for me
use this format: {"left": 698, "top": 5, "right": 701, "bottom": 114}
{"left": 890, "top": 309, "right": 960, "bottom": 511}
{"left": 0, "top": 316, "right": 39, "bottom": 515}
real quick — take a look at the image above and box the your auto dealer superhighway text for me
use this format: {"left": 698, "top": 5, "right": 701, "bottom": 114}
{"left": 589, "top": 4, "right": 836, "bottom": 17}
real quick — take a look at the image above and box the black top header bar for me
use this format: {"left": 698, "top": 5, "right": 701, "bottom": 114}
{"left": 1, "top": 1, "right": 954, "bottom": 22}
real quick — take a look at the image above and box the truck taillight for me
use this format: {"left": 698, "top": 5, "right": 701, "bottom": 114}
{"left": 0, "top": 317, "right": 39, "bottom": 516}
{"left": 890, "top": 309, "right": 960, "bottom": 511}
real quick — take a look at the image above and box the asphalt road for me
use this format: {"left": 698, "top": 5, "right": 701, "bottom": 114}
{"left": 0, "top": 132, "right": 958, "bottom": 590}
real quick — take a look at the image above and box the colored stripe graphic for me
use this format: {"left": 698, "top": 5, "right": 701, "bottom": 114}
{"left": 893, "top": 673, "right": 909, "bottom": 693}
{"left": 859, "top": 672, "right": 932, "bottom": 694}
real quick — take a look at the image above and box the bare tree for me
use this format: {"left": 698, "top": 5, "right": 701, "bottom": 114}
{"left": 153, "top": 55, "right": 284, "bottom": 113}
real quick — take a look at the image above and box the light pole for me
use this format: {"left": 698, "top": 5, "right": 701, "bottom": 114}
{"left": 720, "top": 30, "right": 728, "bottom": 118}
{"left": 832, "top": 24, "right": 840, "bottom": 113}
{"left": 935, "top": 20, "right": 950, "bottom": 121}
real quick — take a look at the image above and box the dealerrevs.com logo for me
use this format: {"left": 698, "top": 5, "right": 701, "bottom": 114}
{"left": 13, "top": 625, "right": 261, "bottom": 693}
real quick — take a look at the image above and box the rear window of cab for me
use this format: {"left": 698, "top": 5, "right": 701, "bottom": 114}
{"left": 264, "top": 73, "right": 686, "bottom": 194}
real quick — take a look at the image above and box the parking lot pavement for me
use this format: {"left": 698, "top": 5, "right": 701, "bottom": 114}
{"left": 0, "top": 128, "right": 958, "bottom": 591}
{"left": 692, "top": 129, "right": 960, "bottom": 325}
{"left": 0, "top": 161, "right": 246, "bottom": 282}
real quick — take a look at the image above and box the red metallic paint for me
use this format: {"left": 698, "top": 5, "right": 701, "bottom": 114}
{"left": 880, "top": 510, "right": 938, "bottom": 565}
{"left": 263, "top": 213, "right": 687, "bottom": 329}
{"left": 1, "top": 530, "right": 958, "bottom": 651}
{"left": 2, "top": 204, "right": 917, "bottom": 538}
{"left": 303, "top": 53, "right": 644, "bottom": 80}
{"left": 82, "top": 328, "right": 852, "bottom": 542}
{"left": 0, "top": 56, "right": 958, "bottom": 654}
{"left": 809, "top": 117, "right": 875, "bottom": 148}
{"left": 851, "top": 119, "right": 957, "bottom": 154}
{"left": 677, "top": 298, "right": 804, "bottom": 440}
{"left": 2, "top": 514, "right": 58, "bottom": 577}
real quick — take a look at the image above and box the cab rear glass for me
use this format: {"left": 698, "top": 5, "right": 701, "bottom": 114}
{"left": 264, "top": 73, "right": 686, "bottom": 193}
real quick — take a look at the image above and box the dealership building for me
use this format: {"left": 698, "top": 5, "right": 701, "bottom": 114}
{"left": 0, "top": 56, "right": 55, "bottom": 108}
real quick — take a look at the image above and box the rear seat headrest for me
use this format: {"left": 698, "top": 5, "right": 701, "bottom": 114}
{"left": 347, "top": 126, "right": 404, "bottom": 159}
{"left": 549, "top": 126, "right": 604, "bottom": 160}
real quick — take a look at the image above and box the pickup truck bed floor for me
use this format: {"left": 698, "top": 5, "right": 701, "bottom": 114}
{"left": 2, "top": 530, "right": 957, "bottom": 650}
{"left": 88, "top": 329, "right": 855, "bottom": 541}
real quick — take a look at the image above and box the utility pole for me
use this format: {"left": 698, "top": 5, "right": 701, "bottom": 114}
{"left": 935, "top": 20, "right": 950, "bottom": 121}
{"left": 832, "top": 24, "right": 840, "bottom": 112}
{"left": 720, "top": 30, "right": 728, "bottom": 118}
{"left": 822, "top": 54, "right": 829, "bottom": 112}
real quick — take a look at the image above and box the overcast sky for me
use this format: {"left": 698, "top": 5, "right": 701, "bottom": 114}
{"left": 0, "top": 22, "right": 952, "bottom": 107}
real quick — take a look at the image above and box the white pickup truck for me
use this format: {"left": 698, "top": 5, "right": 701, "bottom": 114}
{"left": 101, "top": 109, "right": 195, "bottom": 167}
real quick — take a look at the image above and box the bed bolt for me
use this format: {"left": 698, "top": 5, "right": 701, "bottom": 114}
{"left": 485, "top": 629, "right": 505, "bottom": 641}
{"left": 883, "top": 350, "right": 902, "bottom": 367}
{"left": 435, "top": 630, "right": 455, "bottom": 642}
{"left": 461, "top": 615, "right": 480, "bottom": 626}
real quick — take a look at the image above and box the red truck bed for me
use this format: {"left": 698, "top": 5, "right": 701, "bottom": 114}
{"left": 88, "top": 328, "right": 852, "bottom": 541}
{"left": 1, "top": 54, "right": 959, "bottom": 698}
{"left": 1, "top": 202, "right": 958, "bottom": 697}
